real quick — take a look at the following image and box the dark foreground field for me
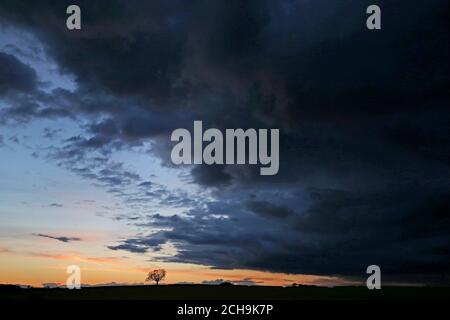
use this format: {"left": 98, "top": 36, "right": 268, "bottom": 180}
{"left": 1, "top": 284, "right": 449, "bottom": 300}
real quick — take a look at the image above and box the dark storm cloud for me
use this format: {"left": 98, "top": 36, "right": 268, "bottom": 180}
{"left": 245, "top": 200, "right": 294, "bottom": 219}
{"left": 0, "top": 87, "right": 75, "bottom": 123}
{"left": 1, "top": 0, "right": 448, "bottom": 118}
{"left": 108, "top": 232, "right": 167, "bottom": 253}
{"left": 0, "top": 51, "right": 72, "bottom": 123}
{"left": 190, "top": 165, "right": 232, "bottom": 187}
{"left": 33, "top": 233, "right": 81, "bottom": 243}
{"left": 0, "top": 52, "right": 38, "bottom": 94}
{"left": 108, "top": 180, "right": 450, "bottom": 280}
{"left": 0, "top": 0, "right": 449, "bottom": 283}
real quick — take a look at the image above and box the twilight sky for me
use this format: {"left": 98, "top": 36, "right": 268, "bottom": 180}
{"left": 0, "top": 0, "right": 449, "bottom": 287}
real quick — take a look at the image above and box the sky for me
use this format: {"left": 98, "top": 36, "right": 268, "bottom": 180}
{"left": 0, "top": 0, "right": 449, "bottom": 287}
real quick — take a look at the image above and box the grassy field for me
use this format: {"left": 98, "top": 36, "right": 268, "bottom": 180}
{"left": 1, "top": 284, "right": 449, "bottom": 300}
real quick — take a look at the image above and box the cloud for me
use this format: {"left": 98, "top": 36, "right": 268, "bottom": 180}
{"left": 0, "top": 246, "right": 13, "bottom": 254}
{"left": 42, "top": 282, "right": 62, "bottom": 288}
{"left": 28, "top": 251, "right": 120, "bottom": 264}
{"left": 108, "top": 231, "right": 168, "bottom": 253}
{"left": 81, "top": 257, "right": 121, "bottom": 264}
{"left": 80, "top": 282, "right": 146, "bottom": 287}
{"left": 32, "top": 233, "right": 81, "bottom": 243}
{"left": 201, "top": 278, "right": 262, "bottom": 286}
{"left": 201, "top": 279, "right": 231, "bottom": 285}
{"left": 0, "top": 52, "right": 37, "bottom": 94}
{"left": 107, "top": 182, "right": 450, "bottom": 282}
{"left": 232, "top": 278, "right": 264, "bottom": 286}
{"left": 0, "top": 0, "right": 448, "bottom": 284}
{"left": 245, "top": 200, "right": 294, "bottom": 219}
{"left": 47, "top": 203, "right": 63, "bottom": 208}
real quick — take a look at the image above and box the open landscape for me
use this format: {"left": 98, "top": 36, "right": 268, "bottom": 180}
{"left": 1, "top": 284, "right": 449, "bottom": 300}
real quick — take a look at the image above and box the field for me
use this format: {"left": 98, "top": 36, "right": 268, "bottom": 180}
{"left": 1, "top": 284, "right": 449, "bottom": 300}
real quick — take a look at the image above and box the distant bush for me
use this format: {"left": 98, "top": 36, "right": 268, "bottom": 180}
{"left": 219, "top": 282, "right": 234, "bottom": 286}
{"left": 0, "top": 284, "right": 21, "bottom": 290}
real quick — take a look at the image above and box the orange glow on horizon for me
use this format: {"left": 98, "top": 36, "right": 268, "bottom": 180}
{"left": 0, "top": 247, "right": 351, "bottom": 288}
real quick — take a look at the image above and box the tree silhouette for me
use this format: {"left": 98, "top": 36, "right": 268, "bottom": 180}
{"left": 146, "top": 269, "right": 166, "bottom": 285}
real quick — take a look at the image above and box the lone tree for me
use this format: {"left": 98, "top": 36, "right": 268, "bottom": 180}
{"left": 146, "top": 269, "right": 166, "bottom": 285}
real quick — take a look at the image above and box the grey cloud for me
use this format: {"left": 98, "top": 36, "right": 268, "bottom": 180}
{"left": 108, "top": 232, "right": 168, "bottom": 253}
{"left": 0, "top": 52, "right": 37, "bottom": 94}
{"left": 190, "top": 165, "right": 232, "bottom": 187}
{"left": 201, "top": 278, "right": 262, "bottom": 286}
{"left": 47, "top": 203, "right": 63, "bottom": 208}
{"left": 33, "top": 233, "right": 81, "bottom": 243}
{"left": 245, "top": 200, "right": 294, "bottom": 219}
